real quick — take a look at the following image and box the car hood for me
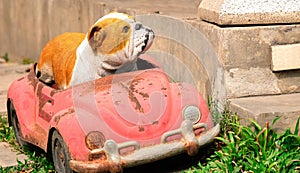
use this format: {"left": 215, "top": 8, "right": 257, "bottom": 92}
{"left": 69, "top": 68, "right": 202, "bottom": 144}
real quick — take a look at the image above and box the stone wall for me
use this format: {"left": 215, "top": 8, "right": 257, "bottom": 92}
{"left": 0, "top": 0, "right": 111, "bottom": 61}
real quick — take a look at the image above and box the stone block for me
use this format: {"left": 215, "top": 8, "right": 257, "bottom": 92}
{"left": 198, "top": 0, "right": 300, "bottom": 25}
{"left": 229, "top": 93, "right": 300, "bottom": 135}
{"left": 271, "top": 43, "right": 300, "bottom": 71}
{"left": 225, "top": 67, "right": 280, "bottom": 98}
{"left": 188, "top": 19, "right": 300, "bottom": 98}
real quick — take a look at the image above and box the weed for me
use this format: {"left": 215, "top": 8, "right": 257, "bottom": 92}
{"left": 1, "top": 53, "right": 9, "bottom": 62}
{"left": 186, "top": 111, "right": 300, "bottom": 173}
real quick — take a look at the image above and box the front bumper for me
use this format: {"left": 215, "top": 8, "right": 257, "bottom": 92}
{"left": 70, "top": 120, "right": 220, "bottom": 173}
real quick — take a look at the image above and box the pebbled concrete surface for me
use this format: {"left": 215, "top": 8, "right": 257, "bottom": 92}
{"left": 199, "top": 0, "right": 300, "bottom": 25}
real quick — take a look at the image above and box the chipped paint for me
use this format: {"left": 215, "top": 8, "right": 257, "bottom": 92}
{"left": 54, "top": 108, "right": 75, "bottom": 124}
{"left": 24, "top": 124, "right": 48, "bottom": 149}
{"left": 138, "top": 126, "right": 145, "bottom": 132}
{"left": 27, "top": 64, "right": 39, "bottom": 90}
{"left": 37, "top": 83, "right": 53, "bottom": 122}
{"left": 120, "top": 82, "right": 144, "bottom": 113}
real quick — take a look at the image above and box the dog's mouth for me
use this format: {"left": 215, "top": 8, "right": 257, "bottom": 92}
{"left": 102, "top": 60, "right": 123, "bottom": 70}
{"left": 141, "top": 32, "right": 154, "bottom": 53}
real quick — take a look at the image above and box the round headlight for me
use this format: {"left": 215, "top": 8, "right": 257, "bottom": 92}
{"left": 182, "top": 105, "right": 201, "bottom": 124}
{"left": 85, "top": 131, "right": 106, "bottom": 150}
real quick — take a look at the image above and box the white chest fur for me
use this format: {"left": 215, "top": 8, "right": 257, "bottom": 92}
{"left": 69, "top": 37, "right": 102, "bottom": 86}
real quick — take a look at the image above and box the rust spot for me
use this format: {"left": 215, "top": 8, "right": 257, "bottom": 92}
{"left": 152, "top": 120, "right": 159, "bottom": 125}
{"left": 39, "top": 109, "right": 52, "bottom": 122}
{"left": 138, "top": 91, "right": 149, "bottom": 98}
{"left": 50, "top": 89, "right": 59, "bottom": 97}
{"left": 88, "top": 151, "right": 107, "bottom": 161}
{"left": 161, "top": 87, "right": 167, "bottom": 90}
{"left": 70, "top": 159, "right": 124, "bottom": 173}
{"left": 54, "top": 108, "right": 75, "bottom": 124}
{"left": 27, "top": 66, "right": 39, "bottom": 90}
{"left": 120, "top": 82, "right": 144, "bottom": 113}
{"left": 37, "top": 83, "right": 53, "bottom": 122}
{"left": 184, "top": 141, "right": 198, "bottom": 156}
{"left": 94, "top": 75, "right": 113, "bottom": 92}
{"left": 24, "top": 124, "right": 48, "bottom": 149}
{"left": 128, "top": 91, "right": 144, "bottom": 113}
{"left": 138, "top": 126, "right": 145, "bottom": 132}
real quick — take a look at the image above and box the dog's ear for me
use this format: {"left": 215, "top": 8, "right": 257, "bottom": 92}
{"left": 88, "top": 26, "right": 106, "bottom": 51}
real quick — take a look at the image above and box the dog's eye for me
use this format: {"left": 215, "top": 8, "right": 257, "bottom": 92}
{"left": 122, "top": 25, "right": 130, "bottom": 33}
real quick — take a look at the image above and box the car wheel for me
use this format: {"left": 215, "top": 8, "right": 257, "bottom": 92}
{"left": 51, "top": 130, "right": 74, "bottom": 173}
{"left": 9, "top": 102, "right": 26, "bottom": 147}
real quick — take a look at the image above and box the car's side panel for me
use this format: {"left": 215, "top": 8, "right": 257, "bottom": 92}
{"left": 7, "top": 73, "right": 40, "bottom": 146}
{"left": 51, "top": 109, "right": 90, "bottom": 161}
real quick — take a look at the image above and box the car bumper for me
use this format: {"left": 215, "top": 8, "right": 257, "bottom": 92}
{"left": 70, "top": 120, "right": 220, "bottom": 173}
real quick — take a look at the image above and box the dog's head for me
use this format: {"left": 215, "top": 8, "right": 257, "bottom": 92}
{"left": 87, "top": 12, "right": 155, "bottom": 71}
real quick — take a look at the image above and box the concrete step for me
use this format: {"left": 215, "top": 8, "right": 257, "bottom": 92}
{"left": 229, "top": 93, "right": 300, "bottom": 135}
{"left": 0, "top": 142, "right": 27, "bottom": 168}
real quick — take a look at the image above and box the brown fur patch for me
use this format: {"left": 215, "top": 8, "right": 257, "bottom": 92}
{"left": 88, "top": 18, "right": 131, "bottom": 55}
{"left": 37, "top": 32, "right": 85, "bottom": 89}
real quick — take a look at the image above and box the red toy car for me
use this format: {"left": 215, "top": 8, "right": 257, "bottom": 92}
{"left": 7, "top": 55, "right": 220, "bottom": 173}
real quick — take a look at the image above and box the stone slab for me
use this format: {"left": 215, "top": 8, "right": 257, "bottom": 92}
{"left": 198, "top": 0, "right": 300, "bottom": 25}
{"left": 0, "top": 142, "right": 27, "bottom": 168}
{"left": 271, "top": 43, "right": 300, "bottom": 71}
{"left": 229, "top": 93, "right": 300, "bottom": 135}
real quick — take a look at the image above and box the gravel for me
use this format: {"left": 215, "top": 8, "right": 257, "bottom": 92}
{"left": 221, "top": 0, "right": 300, "bottom": 14}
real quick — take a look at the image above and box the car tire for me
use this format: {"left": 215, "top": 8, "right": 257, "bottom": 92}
{"left": 51, "top": 130, "right": 74, "bottom": 173}
{"left": 9, "top": 102, "right": 26, "bottom": 147}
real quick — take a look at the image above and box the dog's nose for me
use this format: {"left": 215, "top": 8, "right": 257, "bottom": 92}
{"left": 135, "top": 23, "right": 142, "bottom": 30}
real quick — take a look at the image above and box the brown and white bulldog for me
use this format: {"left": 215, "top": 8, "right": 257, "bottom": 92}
{"left": 35, "top": 12, "right": 154, "bottom": 89}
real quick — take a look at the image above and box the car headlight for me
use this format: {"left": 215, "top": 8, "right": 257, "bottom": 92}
{"left": 85, "top": 131, "right": 106, "bottom": 150}
{"left": 182, "top": 105, "right": 201, "bottom": 124}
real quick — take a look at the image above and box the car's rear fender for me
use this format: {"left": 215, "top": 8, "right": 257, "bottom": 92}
{"left": 7, "top": 74, "right": 38, "bottom": 143}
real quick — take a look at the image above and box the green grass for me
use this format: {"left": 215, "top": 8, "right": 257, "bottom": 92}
{"left": 0, "top": 114, "right": 55, "bottom": 172}
{"left": 186, "top": 108, "right": 300, "bottom": 173}
{"left": 1, "top": 108, "right": 299, "bottom": 173}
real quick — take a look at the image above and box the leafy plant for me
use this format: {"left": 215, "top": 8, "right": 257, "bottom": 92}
{"left": 0, "top": 115, "right": 16, "bottom": 145}
{"left": 186, "top": 111, "right": 300, "bottom": 173}
{"left": 1, "top": 53, "right": 9, "bottom": 62}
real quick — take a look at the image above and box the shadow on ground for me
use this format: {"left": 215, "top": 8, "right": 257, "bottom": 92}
{"left": 124, "top": 145, "right": 214, "bottom": 173}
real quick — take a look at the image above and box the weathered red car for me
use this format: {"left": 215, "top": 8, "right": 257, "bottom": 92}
{"left": 7, "top": 55, "right": 220, "bottom": 173}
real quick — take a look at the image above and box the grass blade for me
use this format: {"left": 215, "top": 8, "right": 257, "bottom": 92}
{"left": 293, "top": 116, "right": 299, "bottom": 135}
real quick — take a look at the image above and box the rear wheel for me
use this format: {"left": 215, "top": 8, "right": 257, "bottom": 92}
{"left": 51, "top": 130, "right": 73, "bottom": 173}
{"left": 9, "top": 102, "right": 26, "bottom": 147}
